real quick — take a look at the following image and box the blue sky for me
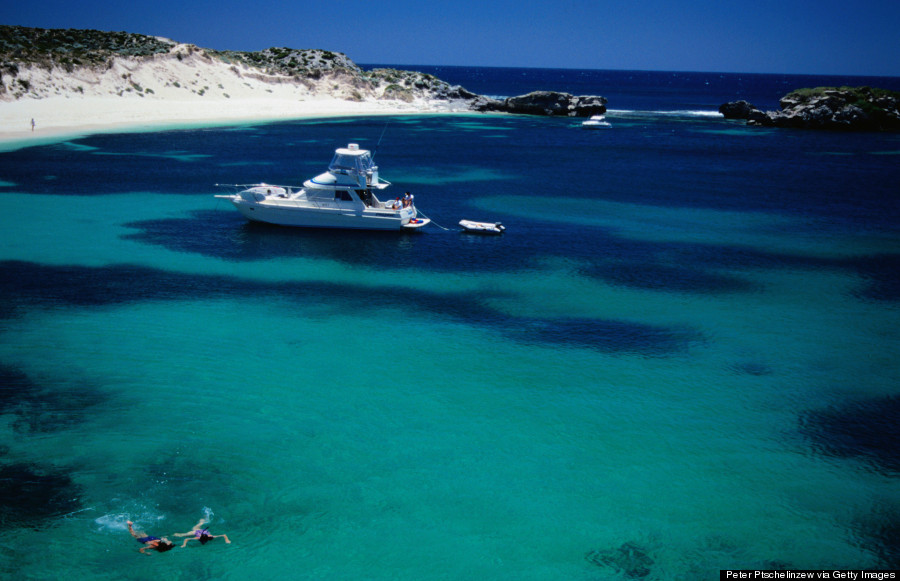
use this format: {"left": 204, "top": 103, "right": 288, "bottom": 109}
{"left": 2, "top": 0, "right": 899, "bottom": 76}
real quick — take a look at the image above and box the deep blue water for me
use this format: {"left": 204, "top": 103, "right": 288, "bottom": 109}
{"left": 365, "top": 65, "right": 900, "bottom": 111}
{"left": 1, "top": 68, "right": 899, "bottom": 579}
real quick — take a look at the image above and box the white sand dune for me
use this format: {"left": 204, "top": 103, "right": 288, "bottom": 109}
{"left": 0, "top": 43, "right": 470, "bottom": 144}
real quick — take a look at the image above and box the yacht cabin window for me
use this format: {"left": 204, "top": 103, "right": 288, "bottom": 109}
{"left": 329, "top": 152, "right": 373, "bottom": 175}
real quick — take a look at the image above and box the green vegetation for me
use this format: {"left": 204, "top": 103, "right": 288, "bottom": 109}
{"left": 0, "top": 25, "right": 365, "bottom": 81}
{"left": 209, "top": 47, "right": 361, "bottom": 78}
{"left": 773, "top": 86, "right": 900, "bottom": 131}
{"left": 784, "top": 86, "right": 900, "bottom": 115}
{"left": 786, "top": 86, "right": 900, "bottom": 101}
{"left": 793, "top": 85, "right": 898, "bottom": 107}
{"left": 0, "top": 25, "right": 469, "bottom": 105}
{"left": 368, "top": 68, "right": 442, "bottom": 91}
{"left": 0, "top": 25, "right": 174, "bottom": 67}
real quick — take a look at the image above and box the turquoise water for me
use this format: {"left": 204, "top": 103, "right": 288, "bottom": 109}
{"left": 1, "top": 106, "right": 899, "bottom": 580}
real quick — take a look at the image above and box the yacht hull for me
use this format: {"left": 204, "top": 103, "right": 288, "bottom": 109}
{"left": 233, "top": 199, "right": 414, "bottom": 230}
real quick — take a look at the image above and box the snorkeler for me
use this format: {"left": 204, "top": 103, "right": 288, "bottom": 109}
{"left": 126, "top": 520, "right": 175, "bottom": 554}
{"left": 175, "top": 518, "right": 232, "bottom": 548}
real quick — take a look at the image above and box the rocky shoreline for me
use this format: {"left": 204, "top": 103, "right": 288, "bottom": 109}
{"left": 720, "top": 86, "right": 900, "bottom": 131}
{"left": 0, "top": 25, "right": 606, "bottom": 121}
{"left": 10, "top": 25, "right": 896, "bottom": 137}
{"left": 471, "top": 91, "right": 607, "bottom": 117}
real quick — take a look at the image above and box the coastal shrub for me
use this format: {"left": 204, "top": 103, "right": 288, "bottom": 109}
{"left": 779, "top": 86, "right": 900, "bottom": 130}
{"left": 0, "top": 25, "right": 173, "bottom": 69}
{"left": 787, "top": 86, "right": 900, "bottom": 104}
{"left": 0, "top": 25, "right": 442, "bottom": 104}
{"left": 381, "top": 84, "right": 414, "bottom": 102}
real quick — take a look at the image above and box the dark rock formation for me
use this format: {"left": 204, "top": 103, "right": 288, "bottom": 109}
{"left": 720, "top": 87, "right": 900, "bottom": 131}
{"left": 472, "top": 90, "right": 607, "bottom": 117}
{"left": 718, "top": 100, "right": 759, "bottom": 119}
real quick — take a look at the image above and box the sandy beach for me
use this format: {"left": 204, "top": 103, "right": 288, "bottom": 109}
{"left": 0, "top": 95, "right": 458, "bottom": 145}
{"left": 0, "top": 44, "right": 470, "bottom": 146}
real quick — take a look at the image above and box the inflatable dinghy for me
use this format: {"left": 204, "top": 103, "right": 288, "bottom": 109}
{"left": 459, "top": 220, "right": 505, "bottom": 235}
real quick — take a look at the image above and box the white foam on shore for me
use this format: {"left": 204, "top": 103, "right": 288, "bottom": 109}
{"left": 608, "top": 108, "right": 723, "bottom": 118}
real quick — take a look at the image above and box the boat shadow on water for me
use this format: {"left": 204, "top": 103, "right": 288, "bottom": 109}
{"left": 124, "top": 208, "right": 520, "bottom": 273}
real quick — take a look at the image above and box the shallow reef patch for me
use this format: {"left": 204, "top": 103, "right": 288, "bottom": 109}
{"left": 850, "top": 505, "right": 900, "bottom": 568}
{"left": 0, "top": 261, "right": 699, "bottom": 357}
{"left": 586, "top": 541, "right": 655, "bottom": 578}
{"left": 0, "top": 462, "right": 82, "bottom": 529}
{"left": 800, "top": 394, "right": 900, "bottom": 475}
{"left": 0, "top": 363, "right": 107, "bottom": 433}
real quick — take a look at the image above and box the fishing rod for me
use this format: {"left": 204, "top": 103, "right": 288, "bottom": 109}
{"left": 373, "top": 121, "right": 390, "bottom": 158}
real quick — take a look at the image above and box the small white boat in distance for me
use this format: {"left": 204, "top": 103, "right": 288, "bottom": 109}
{"left": 460, "top": 220, "right": 505, "bottom": 235}
{"left": 582, "top": 115, "right": 612, "bottom": 129}
{"left": 215, "top": 143, "right": 429, "bottom": 230}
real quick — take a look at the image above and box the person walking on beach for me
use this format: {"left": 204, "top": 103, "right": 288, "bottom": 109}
{"left": 31, "top": 118, "right": 35, "bottom": 132}
{"left": 126, "top": 520, "right": 176, "bottom": 554}
{"left": 175, "top": 517, "right": 232, "bottom": 548}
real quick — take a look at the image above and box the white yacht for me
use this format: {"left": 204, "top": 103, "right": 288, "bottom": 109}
{"left": 215, "top": 143, "right": 429, "bottom": 230}
{"left": 582, "top": 115, "right": 612, "bottom": 129}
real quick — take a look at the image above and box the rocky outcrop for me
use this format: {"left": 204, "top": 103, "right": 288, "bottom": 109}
{"left": 718, "top": 100, "right": 758, "bottom": 120}
{"left": 718, "top": 99, "right": 770, "bottom": 125}
{"left": 471, "top": 90, "right": 607, "bottom": 117}
{"left": 720, "top": 87, "right": 900, "bottom": 131}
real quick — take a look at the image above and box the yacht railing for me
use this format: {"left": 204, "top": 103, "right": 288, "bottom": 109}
{"left": 215, "top": 183, "right": 303, "bottom": 190}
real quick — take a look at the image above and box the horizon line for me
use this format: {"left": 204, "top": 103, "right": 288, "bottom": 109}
{"left": 357, "top": 62, "right": 900, "bottom": 80}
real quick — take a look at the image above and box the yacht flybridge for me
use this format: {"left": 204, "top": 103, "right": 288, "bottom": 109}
{"left": 216, "top": 143, "right": 429, "bottom": 230}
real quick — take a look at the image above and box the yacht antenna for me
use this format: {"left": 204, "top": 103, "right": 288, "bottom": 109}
{"left": 374, "top": 122, "right": 390, "bottom": 157}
